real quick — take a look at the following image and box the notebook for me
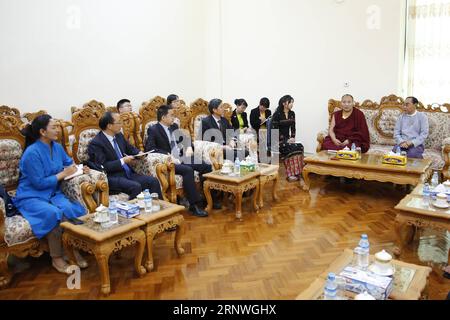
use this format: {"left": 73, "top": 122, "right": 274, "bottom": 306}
{"left": 64, "top": 164, "right": 84, "bottom": 180}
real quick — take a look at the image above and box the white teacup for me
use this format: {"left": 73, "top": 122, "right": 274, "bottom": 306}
{"left": 435, "top": 193, "right": 448, "bottom": 207}
{"left": 373, "top": 250, "right": 394, "bottom": 275}
{"left": 221, "top": 167, "right": 232, "bottom": 174}
{"left": 136, "top": 193, "right": 145, "bottom": 209}
{"left": 443, "top": 180, "right": 450, "bottom": 193}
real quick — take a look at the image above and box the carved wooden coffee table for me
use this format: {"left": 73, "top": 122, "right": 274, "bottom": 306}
{"left": 394, "top": 191, "right": 450, "bottom": 262}
{"left": 203, "top": 170, "right": 260, "bottom": 221}
{"left": 257, "top": 164, "right": 279, "bottom": 208}
{"left": 296, "top": 249, "right": 431, "bottom": 300}
{"left": 133, "top": 200, "right": 186, "bottom": 272}
{"left": 61, "top": 215, "right": 146, "bottom": 296}
{"left": 302, "top": 151, "right": 432, "bottom": 191}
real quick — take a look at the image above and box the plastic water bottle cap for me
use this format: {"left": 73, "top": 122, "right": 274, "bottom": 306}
{"left": 328, "top": 273, "right": 336, "bottom": 281}
{"left": 361, "top": 234, "right": 368, "bottom": 239}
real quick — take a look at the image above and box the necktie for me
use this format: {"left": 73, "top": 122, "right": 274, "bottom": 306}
{"left": 113, "top": 137, "right": 132, "bottom": 178}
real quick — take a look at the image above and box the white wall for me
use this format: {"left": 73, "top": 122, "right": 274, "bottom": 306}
{"left": 206, "top": 0, "right": 405, "bottom": 153}
{"left": 0, "top": 0, "right": 206, "bottom": 120}
{"left": 0, "top": 0, "right": 405, "bottom": 153}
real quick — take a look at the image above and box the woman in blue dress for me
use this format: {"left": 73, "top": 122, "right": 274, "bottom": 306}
{"left": 14, "top": 115, "right": 90, "bottom": 274}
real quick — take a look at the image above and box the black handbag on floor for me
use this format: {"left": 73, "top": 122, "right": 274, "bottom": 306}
{"left": 0, "top": 185, "right": 20, "bottom": 217}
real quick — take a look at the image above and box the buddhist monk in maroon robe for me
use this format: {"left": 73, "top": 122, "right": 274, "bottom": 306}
{"left": 322, "top": 94, "right": 370, "bottom": 153}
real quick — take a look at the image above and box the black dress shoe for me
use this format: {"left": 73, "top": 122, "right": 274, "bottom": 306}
{"left": 189, "top": 205, "right": 208, "bottom": 217}
{"left": 213, "top": 202, "right": 222, "bottom": 210}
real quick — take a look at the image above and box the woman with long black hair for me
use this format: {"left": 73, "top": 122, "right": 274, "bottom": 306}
{"left": 271, "top": 95, "right": 304, "bottom": 181}
{"left": 14, "top": 115, "right": 90, "bottom": 274}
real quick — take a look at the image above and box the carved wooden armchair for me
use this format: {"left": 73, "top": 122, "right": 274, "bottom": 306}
{"left": 0, "top": 105, "right": 22, "bottom": 119}
{"left": 72, "top": 107, "right": 171, "bottom": 204}
{"left": 0, "top": 115, "right": 97, "bottom": 289}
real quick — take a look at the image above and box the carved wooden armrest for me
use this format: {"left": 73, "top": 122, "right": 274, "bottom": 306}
{"left": 316, "top": 130, "right": 328, "bottom": 153}
{"left": 61, "top": 171, "right": 102, "bottom": 213}
{"left": 0, "top": 198, "right": 5, "bottom": 246}
{"left": 130, "top": 153, "right": 172, "bottom": 202}
{"left": 442, "top": 137, "right": 450, "bottom": 179}
{"left": 193, "top": 140, "right": 223, "bottom": 170}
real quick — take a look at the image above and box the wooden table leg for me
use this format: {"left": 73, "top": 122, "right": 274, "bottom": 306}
{"left": 134, "top": 230, "right": 147, "bottom": 277}
{"left": 302, "top": 167, "right": 311, "bottom": 191}
{"left": 393, "top": 218, "right": 416, "bottom": 257}
{"left": 174, "top": 216, "right": 185, "bottom": 256}
{"left": 93, "top": 246, "right": 112, "bottom": 296}
{"left": 203, "top": 181, "right": 213, "bottom": 213}
{"left": 144, "top": 227, "right": 156, "bottom": 272}
{"left": 272, "top": 175, "right": 279, "bottom": 201}
{"left": 62, "top": 233, "right": 77, "bottom": 265}
{"left": 235, "top": 191, "right": 243, "bottom": 221}
{"left": 253, "top": 182, "right": 260, "bottom": 213}
{"left": 258, "top": 178, "right": 264, "bottom": 209}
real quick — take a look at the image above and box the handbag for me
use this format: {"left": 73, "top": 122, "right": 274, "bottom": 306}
{"left": 0, "top": 185, "right": 20, "bottom": 217}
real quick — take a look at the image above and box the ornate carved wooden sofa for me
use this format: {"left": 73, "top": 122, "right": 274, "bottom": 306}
{"left": 0, "top": 115, "right": 101, "bottom": 289}
{"left": 71, "top": 106, "right": 171, "bottom": 204}
{"left": 317, "top": 95, "right": 450, "bottom": 179}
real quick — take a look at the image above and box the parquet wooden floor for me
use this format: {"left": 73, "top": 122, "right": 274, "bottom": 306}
{"left": 1, "top": 173, "right": 449, "bottom": 300}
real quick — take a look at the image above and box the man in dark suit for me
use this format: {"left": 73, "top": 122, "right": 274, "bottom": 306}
{"left": 145, "top": 105, "right": 215, "bottom": 217}
{"left": 201, "top": 98, "right": 244, "bottom": 162}
{"left": 250, "top": 97, "right": 272, "bottom": 137}
{"left": 87, "top": 112, "right": 162, "bottom": 200}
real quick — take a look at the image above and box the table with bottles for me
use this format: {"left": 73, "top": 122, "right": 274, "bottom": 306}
{"left": 393, "top": 182, "right": 450, "bottom": 257}
{"left": 203, "top": 169, "right": 261, "bottom": 221}
{"left": 302, "top": 151, "right": 433, "bottom": 191}
{"left": 133, "top": 200, "right": 186, "bottom": 272}
{"left": 296, "top": 249, "right": 431, "bottom": 300}
{"left": 61, "top": 214, "right": 147, "bottom": 296}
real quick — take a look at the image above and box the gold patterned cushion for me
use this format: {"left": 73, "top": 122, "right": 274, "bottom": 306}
{"left": 193, "top": 140, "right": 223, "bottom": 165}
{"left": 0, "top": 139, "right": 22, "bottom": 188}
{"left": 424, "top": 113, "right": 450, "bottom": 150}
{"left": 77, "top": 129, "right": 100, "bottom": 163}
{"left": 131, "top": 153, "right": 170, "bottom": 178}
{"left": 5, "top": 215, "right": 36, "bottom": 247}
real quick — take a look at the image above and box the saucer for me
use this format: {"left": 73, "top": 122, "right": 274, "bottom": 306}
{"left": 220, "top": 170, "right": 232, "bottom": 175}
{"left": 368, "top": 264, "right": 395, "bottom": 277}
{"left": 432, "top": 201, "right": 450, "bottom": 209}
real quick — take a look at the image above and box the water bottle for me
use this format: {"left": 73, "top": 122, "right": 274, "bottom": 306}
{"left": 357, "top": 234, "right": 370, "bottom": 269}
{"left": 144, "top": 189, "right": 152, "bottom": 213}
{"left": 351, "top": 143, "right": 356, "bottom": 151}
{"left": 108, "top": 200, "right": 118, "bottom": 224}
{"left": 396, "top": 146, "right": 401, "bottom": 154}
{"left": 431, "top": 171, "right": 439, "bottom": 188}
{"left": 234, "top": 158, "right": 240, "bottom": 176}
{"left": 323, "top": 273, "right": 338, "bottom": 300}
{"left": 422, "top": 183, "right": 431, "bottom": 207}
